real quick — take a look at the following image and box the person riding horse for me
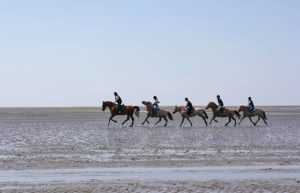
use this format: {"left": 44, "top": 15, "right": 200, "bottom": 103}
{"left": 152, "top": 96, "right": 160, "bottom": 116}
{"left": 248, "top": 97, "right": 255, "bottom": 113}
{"left": 217, "top": 95, "right": 225, "bottom": 115}
{"left": 114, "top": 92, "right": 123, "bottom": 113}
{"left": 185, "top": 97, "right": 194, "bottom": 116}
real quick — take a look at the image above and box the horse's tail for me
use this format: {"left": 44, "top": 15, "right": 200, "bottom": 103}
{"left": 234, "top": 110, "right": 240, "bottom": 119}
{"left": 134, "top": 106, "right": 140, "bottom": 117}
{"left": 262, "top": 111, "right": 267, "bottom": 120}
{"left": 167, "top": 112, "right": 173, "bottom": 120}
{"left": 203, "top": 110, "right": 208, "bottom": 119}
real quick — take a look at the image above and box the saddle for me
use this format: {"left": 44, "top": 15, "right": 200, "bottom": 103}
{"left": 117, "top": 104, "right": 126, "bottom": 113}
{"left": 219, "top": 107, "right": 225, "bottom": 116}
{"left": 152, "top": 108, "right": 159, "bottom": 117}
{"left": 249, "top": 108, "right": 256, "bottom": 114}
{"left": 187, "top": 108, "right": 195, "bottom": 117}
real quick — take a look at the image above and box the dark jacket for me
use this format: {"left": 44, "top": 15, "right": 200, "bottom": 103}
{"left": 115, "top": 95, "right": 122, "bottom": 105}
{"left": 186, "top": 101, "right": 194, "bottom": 110}
{"left": 218, "top": 98, "right": 224, "bottom": 108}
{"left": 248, "top": 100, "right": 254, "bottom": 109}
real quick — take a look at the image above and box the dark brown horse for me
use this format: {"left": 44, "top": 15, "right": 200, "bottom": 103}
{"left": 102, "top": 101, "right": 140, "bottom": 127}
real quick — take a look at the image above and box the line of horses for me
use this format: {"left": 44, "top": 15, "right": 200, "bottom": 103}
{"left": 102, "top": 101, "right": 268, "bottom": 127}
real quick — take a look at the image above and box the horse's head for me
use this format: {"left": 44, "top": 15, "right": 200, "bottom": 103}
{"left": 102, "top": 101, "right": 107, "bottom": 111}
{"left": 238, "top": 105, "right": 246, "bottom": 113}
{"left": 142, "top": 101, "right": 152, "bottom": 111}
{"left": 102, "top": 101, "right": 113, "bottom": 111}
{"left": 173, "top": 105, "right": 179, "bottom": 114}
{"left": 142, "top": 101, "right": 151, "bottom": 107}
{"left": 206, "top": 102, "right": 218, "bottom": 110}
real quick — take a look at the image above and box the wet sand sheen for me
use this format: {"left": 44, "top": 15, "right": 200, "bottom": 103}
{"left": 0, "top": 106, "right": 300, "bottom": 192}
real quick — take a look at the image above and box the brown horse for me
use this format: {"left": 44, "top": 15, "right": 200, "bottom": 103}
{"left": 102, "top": 101, "right": 140, "bottom": 127}
{"left": 173, "top": 106, "right": 208, "bottom": 127}
{"left": 238, "top": 105, "right": 267, "bottom": 126}
{"left": 142, "top": 101, "right": 173, "bottom": 126}
{"left": 205, "top": 102, "right": 240, "bottom": 126}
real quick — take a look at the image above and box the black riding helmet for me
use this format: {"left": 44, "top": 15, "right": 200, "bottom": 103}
{"left": 114, "top": 92, "right": 118, "bottom": 96}
{"left": 248, "top": 97, "right": 252, "bottom": 100}
{"left": 185, "top": 97, "right": 188, "bottom": 101}
{"left": 153, "top": 96, "right": 158, "bottom": 100}
{"left": 217, "top": 95, "right": 220, "bottom": 98}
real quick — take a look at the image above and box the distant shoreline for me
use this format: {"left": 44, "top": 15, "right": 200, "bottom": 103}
{"left": 0, "top": 106, "right": 300, "bottom": 113}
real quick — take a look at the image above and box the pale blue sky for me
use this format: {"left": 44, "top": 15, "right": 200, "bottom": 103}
{"left": 0, "top": 0, "right": 299, "bottom": 107}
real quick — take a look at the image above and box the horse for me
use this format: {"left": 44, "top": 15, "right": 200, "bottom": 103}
{"left": 141, "top": 101, "right": 173, "bottom": 126}
{"left": 102, "top": 101, "right": 140, "bottom": 127}
{"left": 205, "top": 102, "right": 240, "bottom": 126}
{"left": 237, "top": 105, "right": 267, "bottom": 126}
{"left": 173, "top": 106, "right": 208, "bottom": 127}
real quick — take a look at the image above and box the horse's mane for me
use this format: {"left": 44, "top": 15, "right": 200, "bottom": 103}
{"left": 142, "top": 101, "right": 152, "bottom": 105}
{"left": 103, "top": 101, "right": 113, "bottom": 104}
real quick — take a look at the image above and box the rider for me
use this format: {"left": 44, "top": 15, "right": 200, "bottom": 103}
{"left": 114, "top": 92, "right": 123, "bottom": 113}
{"left": 217, "top": 95, "right": 225, "bottom": 114}
{"left": 152, "top": 96, "right": 160, "bottom": 115}
{"left": 248, "top": 97, "right": 255, "bottom": 113}
{"left": 185, "top": 97, "right": 194, "bottom": 116}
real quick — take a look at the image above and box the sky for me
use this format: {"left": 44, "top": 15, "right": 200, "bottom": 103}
{"left": 0, "top": 0, "right": 299, "bottom": 107}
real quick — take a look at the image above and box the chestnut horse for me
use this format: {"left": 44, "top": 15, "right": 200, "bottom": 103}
{"left": 205, "top": 102, "right": 240, "bottom": 126}
{"left": 102, "top": 101, "right": 140, "bottom": 127}
{"left": 238, "top": 105, "right": 267, "bottom": 126}
{"left": 142, "top": 101, "right": 173, "bottom": 126}
{"left": 173, "top": 106, "right": 208, "bottom": 127}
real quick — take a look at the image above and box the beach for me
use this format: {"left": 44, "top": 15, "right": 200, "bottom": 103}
{"left": 0, "top": 106, "right": 300, "bottom": 192}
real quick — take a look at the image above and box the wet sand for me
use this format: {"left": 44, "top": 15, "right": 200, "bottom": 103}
{"left": 0, "top": 106, "right": 300, "bottom": 192}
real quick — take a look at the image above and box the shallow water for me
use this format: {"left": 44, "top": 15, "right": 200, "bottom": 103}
{"left": 0, "top": 107, "right": 300, "bottom": 192}
{"left": 1, "top": 165, "right": 300, "bottom": 183}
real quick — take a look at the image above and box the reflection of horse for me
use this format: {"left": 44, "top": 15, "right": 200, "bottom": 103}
{"left": 238, "top": 105, "right": 267, "bottom": 125}
{"left": 173, "top": 106, "right": 208, "bottom": 126}
{"left": 102, "top": 101, "right": 140, "bottom": 127}
{"left": 205, "top": 102, "right": 240, "bottom": 126}
{"left": 142, "top": 101, "right": 173, "bottom": 126}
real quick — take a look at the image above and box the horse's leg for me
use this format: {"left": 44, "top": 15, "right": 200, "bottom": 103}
{"left": 178, "top": 117, "right": 184, "bottom": 126}
{"left": 142, "top": 115, "right": 150, "bottom": 125}
{"left": 202, "top": 116, "right": 208, "bottom": 127}
{"left": 155, "top": 117, "right": 162, "bottom": 125}
{"left": 108, "top": 115, "right": 116, "bottom": 125}
{"left": 238, "top": 116, "right": 245, "bottom": 125}
{"left": 129, "top": 115, "right": 134, "bottom": 127}
{"left": 209, "top": 116, "right": 215, "bottom": 125}
{"left": 213, "top": 119, "right": 218, "bottom": 122}
{"left": 248, "top": 117, "right": 255, "bottom": 125}
{"left": 232, "top": 117, "right": 236, "bottom": 126}
{"left": 163, "top": 116, "right": 168, "bottom": 126}
{"left": 261, "top": 115, "right": 268, "bottom": 125}
{"left": 225, "top": 117, "right": 231, "bottom": 126}
{"left": 122, "top": 115, "right": 129, "bottom": 125}
{"left": 254, "top": 116, "right": 260, "bottom": 126}
{"left": 187, "top": 117, "right": 192, "bottom": 127}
